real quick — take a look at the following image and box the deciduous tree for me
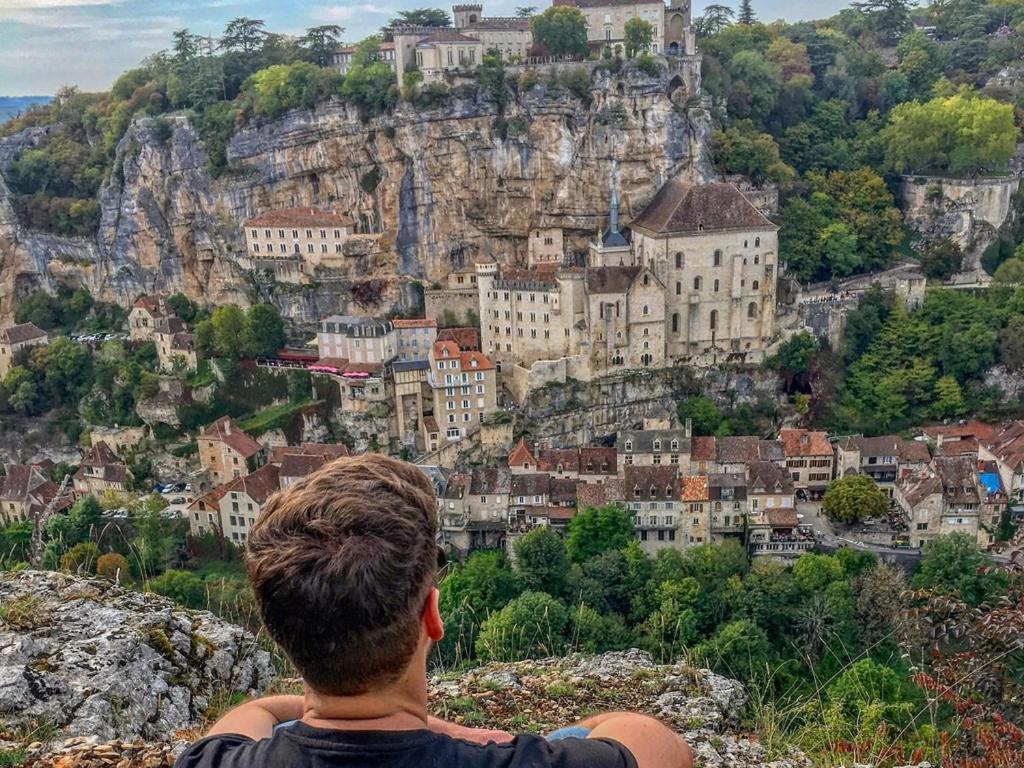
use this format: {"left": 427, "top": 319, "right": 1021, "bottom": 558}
{"left": 823, "top": 476, "right": 889, "bottom": 523}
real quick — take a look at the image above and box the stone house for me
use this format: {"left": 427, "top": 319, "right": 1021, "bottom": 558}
{"left": 0, "top": 322, "right": 49, "bottom": 377}
{"left": 679, "top": 474, "right": 710, "bottom": 547}
{"left": 0, "top": 460, "right": 67, "bottom": 525}
{"left": 268, "top": 443, "right": 349, "bottom": 487}
{"left": 332, "top": 41, "right": 396, "bottom": 75}
{"left": 189, "top": 463, "right": 280, "bottom": 544}
{"left": 708, "top": 472, "right": 747, "bottom": 541}
{"left": 528, "top": 228, "right": 565, "bottom": 266}
{"left": 128, "top": 296, "right": 170, "bottom": 342}
{"left": 554, "top": 0, "right": 692, "bottom": 58}
{"left": 424, "top": 271, "right": 480, "bottom": 327}
{"left": 317, "top": 316, "right": 397, "bottom": 366}
{"left": 509, "top": 473, "right": 551, "bottom": 529}
{"left": 617, "top": 427, "right": 692, "bottom": 473}
{"left": 153, "top": 315, "right": 197, "bottom": 373}
{"left": 630, "top": 181, "right": 779, "bottom": 366}
{"left": 979, "top": 421, "right": 1024, "bottom": 502}
{"left": 748, "top": 507, "right": 813, "bottom": 561}
{"left": 425, "top": 341, "right": 498, "bottom": 444}
{"left": 72, "top": 442, "right": 132, "bottom": 498}
{"left": 548, "top": 478, "right": 580, "bottom": 531}
{"left": 392, "top": 318, "right": 438, "bottom": 363}
{"left": 746, "top": 460, "right": 796, "bottom": 516}
{"left": 894, "top": 457, "right": 982, "bottom": 547}
{"left": 711, "top": 436, "right": 783, "bottom": 475}
{"left": 624, "top": 465, "right": 680, "bottom": 554}
{"left": 834, "top": 435, "right": 931, "bottom": 497}
{"left": 197, "top": 417, "right": 265, "bottom": 487}
{"left": 779, "top": 429, "right": 834, "bottom": 498}
{"left": 392, "top": 360, "right": 431, "bottom": 450}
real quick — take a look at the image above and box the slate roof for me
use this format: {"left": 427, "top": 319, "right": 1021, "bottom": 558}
{"left": 631, "top": 181, "right": 777, "bottom": 236}
{"left": 1, "top": 323, "right": 48, "bottom": 346}
{"left": 153, "top": 316, "right": 187, "bottom": 335}
{"left": 549, "top": 478, "right": 580, "bottom": 504}
{"left": 200, "top": 417, "right": 263, "bottom": 459}
{"left": 747, "top": 461, "right": 795, "bottom": 494}
{"left": 619, "top": 429, "right": 690, "bottom": 454}
{"left": 933, "top": 456, "right": 981, "bottom": 505}
{"left": 715, "top": 436, "right": 783, "bottom": 464}
{"left": 585, "top": 265, "right": 641, "bottom": 294}
{"left": 470, "top": 467, "right": 511, "bottom": 495}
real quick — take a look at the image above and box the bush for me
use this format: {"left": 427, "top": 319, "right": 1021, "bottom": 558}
{"left": 476, "top": 591, "right": 570, "bottom": 661}
{"left": 60, "top": 541, "right": 101, "bottom": 575}
{"left": 635, "top": 53, "right": 662, "bottom": 77}
{"left": 96, "top": 553, "right": 131, "bottom": 583}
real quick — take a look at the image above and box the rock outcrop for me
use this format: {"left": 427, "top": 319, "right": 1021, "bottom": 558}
{"left": 0, "top": 64, "right": 711, "bottom": 325}
{"left": 0, "top": 570, "right": 274, "bottom": 748}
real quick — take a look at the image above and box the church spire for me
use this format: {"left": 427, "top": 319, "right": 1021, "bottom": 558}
{"left": 609, "top": 159, "right": 619, "bottom": 236}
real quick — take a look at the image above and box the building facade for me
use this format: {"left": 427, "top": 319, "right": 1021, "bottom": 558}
{"left": 243, "top": 209, "right": 358, "bottom": 283}
{"left": 426, "top": 340, "right": 498, "bottom": 443}
{"left": 197, "top": 417, "right": 265, "bottom": 487}
{"left": 0, "top": 323, "right": 49, "bottom": 377}
{"left": 317, "top": 316, "right": 398, "bottom": 365}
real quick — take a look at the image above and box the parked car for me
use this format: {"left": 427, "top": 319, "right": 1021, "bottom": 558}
{"left": 170, "top": 497, "right": 186, "bottom": 505}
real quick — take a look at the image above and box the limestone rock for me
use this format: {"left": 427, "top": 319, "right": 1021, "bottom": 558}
{"left": 0, "top": 570, "right": 273, "bottom": 745}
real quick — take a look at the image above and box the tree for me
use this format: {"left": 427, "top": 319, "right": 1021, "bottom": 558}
{"left": 823, "top": 476, "right": 889, "bottom": 524}
{"left": 300, "top": 25, "right": 344, "bottom": 67}
{"left": 999, "top": 315, "right": 1024, "bottom": 370}
{"left": 771, "top": 331, "right": 818, "bottom": 388}
{"left": 148, "top": 569, "right": 206, "bottom": 607}
{"left": 60, "top": 541, "right": 101, "bottom": 575}
{"left": 623, "top": 18, "right": 654, "bottom": 58}
{"left": 993, "top": 257, "right": 1024, "bottom": 284}
{"left": 827, "top": 659, "right": 915, "bottom": 725}
{"left": 793, "top": 552, "right": 846, "bottom": 593}
{"left": 96, "top": 552, "right": 131, "bottom": 583}
{"left": 884, "top": 90, "right": 1018, "bottom": 176}
{"left": 914, "top": 533, "right": 1003, "bottom": 606}
{"left": 171, "top": 29, "right": 201, "bottom": 64}
{"left": 0, "top": 521, "right": 33, "bottom": 566}
{"left": 382, "top": 9, "right": 451, "bottom": 40}
{"left": 712, "top": 122, "right": 795, "bottom": 185}
{"left": 515, "top": 6, "right": 537, "bottom": 17}
{"left": 931, "top": 375, "right": 966, "bottom": 419}
{"left": 919, "top": 239, "right": 963, "bottom": 281}
{"left": 565, "top": 505, "right": 634, "bottom": 563}
{"left": 220, "top": 17, "right": 267, "bottom": 54}
{"left": 209, "top": 305, "right": 247, "bottom": 358}
{"left": 342, "top": 53, "right": 398, "bottom": 114}
{"left": 696, "top": 619, "right": 773, "bottom": 684}
{"left": 530, "top": 6, "right": 588, "bottom": 58}
{"left": 694, "top": 5, "right": 735, "bottom": 37}
{"left": 738, "top": 0, "right": 756, "bottom": 25}
{"left": 244, "top": 304, "right": 286, "bottom": 357}
{"left": 68, "top": 495, "right": 104, "bottom": 540}
{"left": 853, "top": 0, "right": 913, "bottom": 43}
{"left": 514, "top": 527, "right": 571, "bottom": 597}
{"left": 677, "top": 395, "right": 729, "bottom": 436}
{"left": 476, "top": 591, "right": 569, "bottom": 661}
{"left": 853, "top": 562, "right": 907, "bottom": 647}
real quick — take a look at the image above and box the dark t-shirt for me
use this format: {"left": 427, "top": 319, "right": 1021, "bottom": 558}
{"left": 174, "top": 724, "right": 638, "bottom": 768}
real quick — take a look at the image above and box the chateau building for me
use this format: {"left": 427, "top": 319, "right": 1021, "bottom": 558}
{"left": 317, "top": 316, "right": 397, "bottom": 365}
{"left": 332, "top": 42, "right": 397, "bottom": 75}
{"left": 243, "top": 208, "right": 359, "bottom": 284}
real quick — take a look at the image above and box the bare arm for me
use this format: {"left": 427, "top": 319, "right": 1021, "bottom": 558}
{"left": 577, "top": 712, "right": 692, "bottom": 768}
{"left": 206, "top": 695, "right": 305, "bottom": 740}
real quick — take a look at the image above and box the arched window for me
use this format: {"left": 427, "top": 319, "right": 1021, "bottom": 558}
{"left": 713, "top": 279, "right": 720, "bottom": 293}
{"left": 755, "top": 237, "right": 761, "bottom": 247}
{"left": 752, "top": 280, "right": 760, "bottom": 290}
{"left": 710, "top": 310, "right": 718, "bottom": 331}
{"left": 748, "top": 302, "right": 758, "bottom": 319}
{"left": 672, "top": 312, "right": 679, "bottom": 333}
{"left": 676, "top": 281, "right": 682, "bottom": 295}
{"left": 713, "top": 249, "right": 722, "bottom": 266}
{"left": 642, "top": 305, "right": 650, "bottom": 316}
{"left": 643, "top": 274, "right": 649, "bottom": 286}
{"left": 693, "top": 276, "right": 702, "bottom": 290}
{"left": 675, "top": 252, "right": 683, "bottom": 269}
{"left": 744, "top": 240, "right": 748, "bottom": 248}
{"left": 643, "top": 340, "right": 650, "bottom": 350}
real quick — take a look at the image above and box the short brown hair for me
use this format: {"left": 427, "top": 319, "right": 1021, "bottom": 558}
{"left": 246, "top": 454, "right": 438, "bottom": 695}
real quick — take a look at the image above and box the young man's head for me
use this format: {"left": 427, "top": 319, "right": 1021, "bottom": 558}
{"left": 246, "top": 454, "right": 440, "bottom": 696}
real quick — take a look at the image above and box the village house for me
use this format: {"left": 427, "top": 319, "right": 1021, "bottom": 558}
{"left": 625, "top": 464, "right": 681, "bottom": 554}
{"left": 509, "top": 473, "right": 551, "bottom": 529}
{"left": 128, "top": 296, "right": 170, "bottom": 342}
{"left": 834, "top": 435, "right": 932, "bottom": 497}
{"left": 425, "top": 340, "right": 498, "bottom": 444}
{"left": 332, "top": 41, "right": 397, "bottom": 75}
{"left": 922, "top": 421, "right": 999, "bottom": 459}
{"left": 680, "top": 474, "right": 711, "bottom": 547}
{"left": 153, "top": 315, "right": 197, "bottom": 373}
{"left": 548, "top": 478, "right": 581, "bottom": 531}
{"left": 708, "top": 472, "right": 747, "bottom": 541}
{"left": 747, "top": 507, "right": 813, "bottom": 561}
{"left": 268, "top": 443, "right": 350, "bottom": 487}
{"left": 0, "top": 322, "right": 49, "bottom": 377}
{"left": 424, "top": 270, "right": 480, "bottom": 327}
{"left": 437, "top": 326, "right": 480, "bottom": 351}
{"left": 317, "top": 316, "right": 397, "bottom": 365}
{"left": 711, "top": 436, "right": 784, "bottom": 474}
{"left": 746, "top": 460, "right": 796, "bottom": 516}
{"left": 392, "top": 318, "right": 438, "bottom": 362}
{"left": 979, "top": 421, "right": 1024, "bottom": 502}
{"left": 72, "top": 442, "right": 132, "bottom": 498}
{"left": 528, "top": 228, "right": 565, "bottom": 266}
{"left": 189, "top": 463, "right": 280, "bottom": 543}
{"left": 197, "top": 417, "right": 265, "bottom": 487}
{"left": 779, "top": 429, "right": 834, "bottom": 499}
{"left": 393, "top": 359, "right": 431, "bottom": 450}
{"left": 0, "top": 460, "right": 68, "bottom": 525}
{"left": 617, "top": 426, "right": 692, "bottom": 473}
{"left": 894, "top": 456, "right": 983, "bottom": 547}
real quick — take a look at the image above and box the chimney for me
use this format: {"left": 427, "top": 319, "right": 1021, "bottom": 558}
{"left": 684, "top": 418, "right": 692, "bottom": 439}
{"left": 225, "top": 421, "right": 232, "bottom": 436}
{"left": 801, "top": 433, "right": 809, "bottom": 446}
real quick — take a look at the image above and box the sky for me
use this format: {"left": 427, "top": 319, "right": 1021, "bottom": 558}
{"left": 0, "top": 0, "right": 851, "bottom": 95}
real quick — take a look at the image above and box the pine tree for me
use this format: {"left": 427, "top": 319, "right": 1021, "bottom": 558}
{"left": 738, "top": 0, "right": 756, "bottom": 25}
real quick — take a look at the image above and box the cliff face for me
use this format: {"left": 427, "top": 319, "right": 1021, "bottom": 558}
{"left": 0, "top": 64, "right": 711, "bottom": 324}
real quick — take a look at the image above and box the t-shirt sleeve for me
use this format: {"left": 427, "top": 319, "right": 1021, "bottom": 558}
{"left": 508, "top": 735, "right": 638, "bottom": 768}
{"left": 173, "top": 734, "right": 253, "bottom": 768}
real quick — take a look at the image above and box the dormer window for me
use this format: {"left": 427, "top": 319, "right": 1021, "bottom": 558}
{"left": 671, "top": 440, "right": 679, "bottom": 451}
{"left": 625, "top": 440, "right": 633, "bottom": 452}
{"left": 634, "top": 486, "right": 641, "bottom": 498}
{"left": 650, "top": 485, "right": 658, "bottom": 498}
{"left": 666, "top": 486, "right": 673, "bottom": 498}
{"left": 653, "top": 440, "right": 661, "bottom": 451}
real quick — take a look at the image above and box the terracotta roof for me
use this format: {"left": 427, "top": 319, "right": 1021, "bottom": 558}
{"left": 578, "top": 479, "right": 626, "bottom": 508}
{"left": 779, "top": 429, "right": 832, "bottom": 458}
{"left": 228, "top": 463, "right": 280, "bottom": 504}
{"left": 547, "top": 507, "right": 576, "bottom": 521}
{"left": 922, "top": 421, "right": 1000, "bottom": 443}
{"left": 199, "top": 417, "right": 263, "bottom": 459}
{"left": 631, "top": 180, "right": 777, "bottom": 236}
{"left": 131, "top": 295, "right": 167, "bottom": 315}
{"left": 765, "top": 507, "right": 799, "bottom": 528}
{"left": 80, "top": 441, "right": 125, "bottom": 468}
{"left": 579, "top": 447, "right": 617, "bottom": 475}
{"left": 897, "top": 467, "right": 943, "bottom": 508}
{"left": 508, "top": 438, "right": 537, "bottom": 468}
{"left": 192, "top": 482, "right": 231, "bottom": 512}
{"left": 900, "top": 439, "right": 932, "bottom": 464}
{"left": 1, "top": 463, "right": 51, "bottom": 503}
{"left": 691, "top": 436, "right": 716, "bottom": 462}
{"left": 680, "top": 475, "right": 709, "bottom": 502}
{"left": 1, "top": 322, "right": 48, "bottom": 346}
{"left": 246, "top": 208, "right": 355, "bottom": 228}
{"left": 983, "top": 421, "right": 1024, "bottom": 471}
{"left": 423, "top": 416, "right": 439, "bottom": 434}
{"left": 433, "top": 341, "right": 495, "bottom": 372}
{"left": 269, "top": 443, "right": 349, "bottom": 464}
{"left": 392, "top": 318, "right": 437, "bottom": 329}
{"left": 585, "top": 265, "right": 641, "bottom": 294}
{"left": 436, "top": 327, "right": 480, "bottom": 351}
{"left": 537, "top": 448, "right": 580, "bottom": 474}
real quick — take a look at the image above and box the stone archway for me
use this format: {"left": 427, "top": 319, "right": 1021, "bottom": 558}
{"left": 667, "top": 74, "right": 687, "bottom": 106}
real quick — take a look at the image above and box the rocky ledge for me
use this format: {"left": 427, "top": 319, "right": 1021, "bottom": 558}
{"left": 0, "top": 570, "right": 274, "bottom": 752}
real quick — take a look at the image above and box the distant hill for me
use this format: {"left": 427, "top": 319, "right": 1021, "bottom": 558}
{"left": 0, "top": 96, "right": 51, "bottom": 126}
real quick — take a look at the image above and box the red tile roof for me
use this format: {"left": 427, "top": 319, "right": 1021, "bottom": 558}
{"left": 508, "top": 438, "right": 537, "bottom": 469}
{"left": 577, "top": 479, "right": 626, "bottom": 508}
{"left": 433, "top": 341, "right": 495, "bottom": 371}
{"left": 779, "top": 429, "right": 832, "bottom": 458}
{"left": 392, "top": 318, "right": 437, "bottom": 329}
{"left": 436, "top": 327, "right": 480, "bottom": 351}
{"left": 228, "top": 463, "right": 281, "bottom": 504}
{"left": 246, "top": 208, "right": 355, "bottom": 228}
{"left": 691, "top": 436, "right": 716, "bottom": 462}
{"left": 131, "top": 295, "right": 168, "bottom": 315}
{"left": 680, "top": 475, "right": 709, "bottom": 502}
{"left": 765, "top": 507, "right": 799, "bottom": 528}
{"left": 984, "top": 421, "right": 1024, "bottom": 471}
{"left": 200, "top": 417, "right": 263, "bottom": 459}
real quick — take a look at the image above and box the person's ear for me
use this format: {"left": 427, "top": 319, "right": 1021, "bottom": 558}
{"left": 423, "top": 587, "right": 444, "bottom": 642}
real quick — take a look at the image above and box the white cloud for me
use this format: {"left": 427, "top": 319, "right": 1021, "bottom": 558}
{"left": 314, "top": 3, "right": 392, "bottom": 23}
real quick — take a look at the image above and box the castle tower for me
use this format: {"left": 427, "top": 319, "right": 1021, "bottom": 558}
{"left": 452, "top": 4, "right": 483, "bottom": 29}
